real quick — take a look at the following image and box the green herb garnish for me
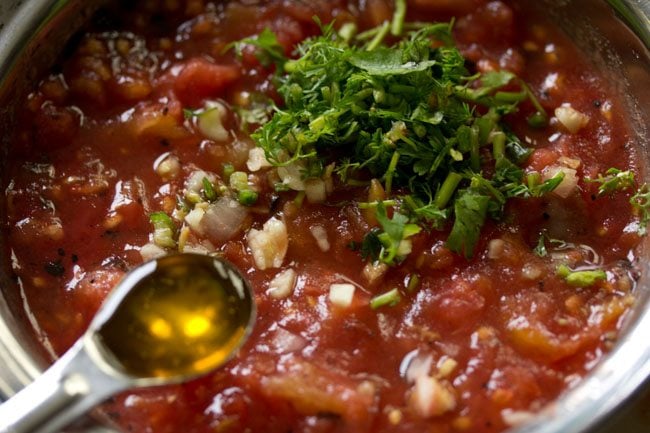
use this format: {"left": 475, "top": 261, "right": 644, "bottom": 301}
{"left": 557, "top": 264, "right": 607, "bottom": 287}
{"left": 202, "top": 177, "right": 217, "bottom": 201}
{"left": 238, "top": 190, "right": 259, "bottom": 206}
{"left": 182, "top": 108, "right": 200, "bottom": 119}
{"left": 534, "top": 234, "right": 548, "bottom": 257}
{"left": 375, "top": 202, "right": 421, "bottom": 264}
{"left": 247, "top": 8, "right": 555, "bottom": 260}
{"left": 370, "top": 288, "right": 402, "bottom": 309}
{"left": 228, "top": 27, "right": 286, "bottom": 69}
{"left": 587, "top": 168, "right": 635, "bottom": 196}
{"left": 631, "top": 184, "right": 650, "bottom": 235}
{"left": 446, "top": 189, "right": 490, "bottom": 259}
{"left": 149, "top": 212, "right": 176, "bottom": 248}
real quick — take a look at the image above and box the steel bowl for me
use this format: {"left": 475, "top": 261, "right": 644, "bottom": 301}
{"left": 0, "top": 1, "right": 649, "bottom": 432}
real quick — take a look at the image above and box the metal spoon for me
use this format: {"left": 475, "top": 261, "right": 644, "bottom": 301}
{"left": 0, "top": 253, "right": 256, "bottom": 433}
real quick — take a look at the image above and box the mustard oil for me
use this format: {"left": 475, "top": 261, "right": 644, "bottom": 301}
{"left": 96, "top": 254, "right": 254, "bottom": 379}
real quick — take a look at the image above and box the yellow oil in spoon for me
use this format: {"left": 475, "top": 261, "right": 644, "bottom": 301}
{"left": 95, "top": 253, "right": 254, "bottom": 379}
{"left": 0, "top": 253, "right": 255, "bottom": 433}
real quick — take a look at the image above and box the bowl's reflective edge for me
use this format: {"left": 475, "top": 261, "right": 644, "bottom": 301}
{"left": 0, "top": 1, "right": 649, "bottom": 433}
{"left": 511, "top": 2, "right": 650, "bottom": 432}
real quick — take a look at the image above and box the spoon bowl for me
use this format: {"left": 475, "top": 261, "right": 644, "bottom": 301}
{"left": 0, "top": 253, "right": 255, "bottom": 433}
{"left": 89, "top": 253, "right": 255, "bottom": 383}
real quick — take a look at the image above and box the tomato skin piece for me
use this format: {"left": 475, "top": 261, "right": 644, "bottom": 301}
{"left": 173, "top": 58, "right": 241, "bottom": 106}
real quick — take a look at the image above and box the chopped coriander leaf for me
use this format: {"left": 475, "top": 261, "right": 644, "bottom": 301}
{"left": 176, "top": 194, "right": 191, "bottom": 213}
{"left": 631, "top": 183, "right": 650, "bottom": 235}
{"left": 556, "top": 264, "right": 606, "bottom": 287}
{"left": 149, "top": 212, "right": 176, "bottom": 248}
{"left": 249, "top": 9, "right": 552, "bottom": 263}
{"left": 446, "top": 189, "right": 490, "bottom": 259}
{"left": 527, "top": 111, "right": 548, "bottom": 128}
{"left": 348, "top": 47, "right": 437, "bottom": 76}
{"left": 505, "top": 171, "right": 564, "bottom": 199}
{"left": 533, "top": 173, "right": 565, "bottom": 196}
{"left": 182, "top": 108, "right": 200, "bottom": 119}
{"left": 360, "top": 228, "right": 383, "bottom": 262}
{"left": 534, "top": 234, "right": 548, "bottom": 257}
{"left": 228, "top": 28, "right": 286, "bottom": 68}
{"left": 402, "top": 194, "right": 450, "bottom": 229}
{"left": 505, "top": 131, "right": 533, "bottom": 164}
{"left": 370, "top": 288, "right": 402, "bottom": 309}
{"left": 481, "top": 70, "right": 515, "bottom": 89}
{"left": 375, "top": 202, "right": 421, "bottom": 264}
{"left": 587, "top": 168, "right": 635, "bottom": 196}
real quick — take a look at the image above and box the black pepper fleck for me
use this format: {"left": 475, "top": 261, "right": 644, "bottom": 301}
{"left": 44, "top": 260, "right": 65, "bottom": 277}
{"left": 103, "top": 230, "right": 118, "bottom": 239}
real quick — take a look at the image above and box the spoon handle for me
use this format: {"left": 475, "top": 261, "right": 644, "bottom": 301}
{"left": 0, "top": 341, "right": 127, "bottom": 433}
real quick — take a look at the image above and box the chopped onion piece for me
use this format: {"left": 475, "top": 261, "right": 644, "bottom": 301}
{"left": 197, "top": 102, "right": 229, "bottom": 141}
{"left": 310, "top": 225, "right": 330, "bottom": 252}
{"left": 140, "top": 242, "right": 166, "bottom": 261}
{"left": 363, "top": 261, "right": 389, "bottom": 285}
{"left": 277, "top": 162, "right": 306, "bottom": 191}
{"left": 270, "top": 327, "right": 307, "bottom": 354}
{"left": 181, "top": 243, "right": 212, "bottom": 255}
{"left": 229, "top": 171, "right": 249, "bottom": 191}
{"left": 247, "top": 217, "right": 289, "bottom": 270}
{"left": 185, "top": 170, "right": 214, "bottom": 195}
{"left": 522, "top": 263, "right": 543, "bottom": 280}
{"left": 154, "top": 153, "right": 180, "bottom": 180}
{"left": 408, "top": 376, "right": 456, "bottom": 419}
{"left": 201, "top": 197, "right": 248, "bottom": 243}
{"left": 247, "top": 147, "right": 272, "bottom": 172}
{"left": 557, "top": 156, "right": 581, "bottom": 169}
{"left": 305, "top": 179, "right": 327, "bottom": 203}
{"left": 177, "top": 226, "right": 190, "bottom": 252}
{"left": 268, "top": 268, "right": 297, "bottom": 299}
{"left": 404, "top": 352, "right": 433, "bottom": 384}
{"left": 487, "top": 239, "right": 505, "bottom": 259}
{"left": 542, "top": 165, "right": 578, "bottom": 198}
{"left": 329, "top": 283, "right": 356, "bottom": 307}
{"left": 436, "top": 357, "right": 458, "bottom": 378}
{"left": 502, "top": 409, "right": 536, "bottom": 427}
{"left": 184, "top": 207, "right": 205, "bottom": 234}
{"left": 555, "top": 105, "right": 589, "bottom": 134}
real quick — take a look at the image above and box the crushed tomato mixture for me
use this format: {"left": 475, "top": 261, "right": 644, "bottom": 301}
{"left": 1, "top": 1, "right": 645, "bottom": 432}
